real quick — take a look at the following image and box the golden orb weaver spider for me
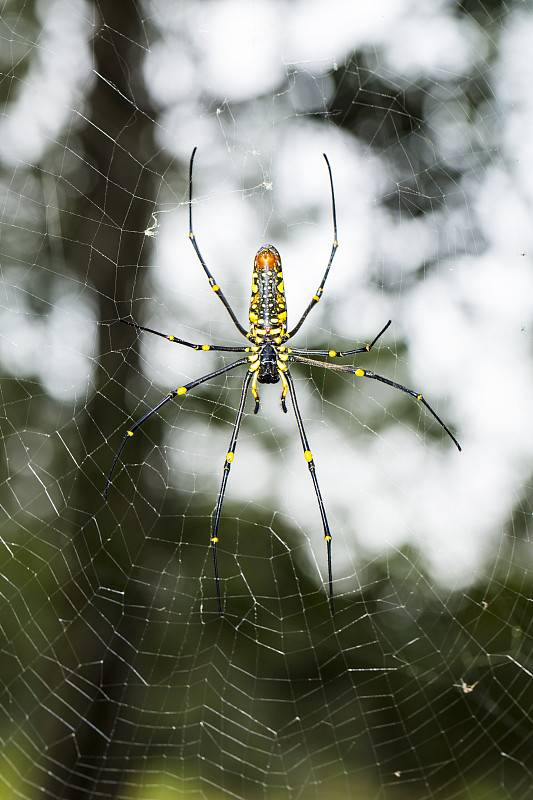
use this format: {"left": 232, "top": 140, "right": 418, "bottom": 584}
{"left": 104, "top": 147, "right": 461, "bottom": 616}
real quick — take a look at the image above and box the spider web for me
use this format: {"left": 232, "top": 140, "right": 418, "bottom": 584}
{"left": 1, "top": 0, "right": 533, "bottom": 798}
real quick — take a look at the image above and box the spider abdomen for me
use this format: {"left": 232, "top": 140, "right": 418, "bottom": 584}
{"left": 249, "top": 245, "right": 287, "bottom": 336}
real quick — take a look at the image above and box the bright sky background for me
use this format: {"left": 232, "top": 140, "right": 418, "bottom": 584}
{"left": 2, "top": 0, "right": 533, "bottom": 592}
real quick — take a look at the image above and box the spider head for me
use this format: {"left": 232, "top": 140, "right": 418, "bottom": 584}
{"left": 257, "top": 341, "right": 280, "bottom": 384}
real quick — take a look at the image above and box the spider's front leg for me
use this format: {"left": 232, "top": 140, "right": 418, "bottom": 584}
{"left": 353, "top": 367, "right": 462, "bottom": 451}
{"left": 210, "top": 370, "right": 253, "bottom": 615}
{"left": 285, "top": 370, "right": 334, "bottom": 615}
{"left": 103, "top": 356, "right": 248, "bottom": 501}
{"left": 288, "top": 353, "right": 461, "bottom": 452}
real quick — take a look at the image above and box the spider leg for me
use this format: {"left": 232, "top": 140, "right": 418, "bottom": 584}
{"left": 210, "top": 370, "right": 253, "bottom": 616}
{"left": 285, "top": 370, "right": 334, "bottom": 615}
{"left": 355, "top": 368, "right": 462, "bottom": 451}
{"left": 289, "top": 319, "right": 392, "bottom": 357}
{"left": 188, "top": 148, "right": 249, "bottom": 339}
{"left": 249, "top": 360, "right": 261, "bottom": 414}
{"left": 103, "top": 356, "right": 249, "bottom": 500}
{"left": 280, "top": 370, "right": 289, "bottom": 413}
{"left": 286, "top": 154, "right": 338, "bottom": 340}
{"left": 289, "top": 354, "right": 461, "bottom": 451}
{"left": 119, "top": 317, "right": 249, "bottom": 353}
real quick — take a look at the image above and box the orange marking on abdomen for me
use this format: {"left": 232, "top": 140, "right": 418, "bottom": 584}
{"left": 255, "top": 247, "right": 280, "bottom": 271}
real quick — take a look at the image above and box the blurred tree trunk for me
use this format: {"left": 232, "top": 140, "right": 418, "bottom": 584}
{"left": 42, "top": 2, "right": 164, "bottom": 797}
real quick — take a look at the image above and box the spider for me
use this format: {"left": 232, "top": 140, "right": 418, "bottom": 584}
{"left": 104, "top": 147, "right": 461, "bottom": 616}
{"left": 454, "top": 678, "right": 480, "bottom": 694}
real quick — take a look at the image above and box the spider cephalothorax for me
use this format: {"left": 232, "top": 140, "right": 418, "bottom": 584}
{"left": 104, "top": 148, "right": 461, "bottom": 617}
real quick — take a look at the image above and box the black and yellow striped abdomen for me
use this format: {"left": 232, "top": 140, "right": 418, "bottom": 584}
{"left": 249, "top": 245, "right": 287, "bottom": 337}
